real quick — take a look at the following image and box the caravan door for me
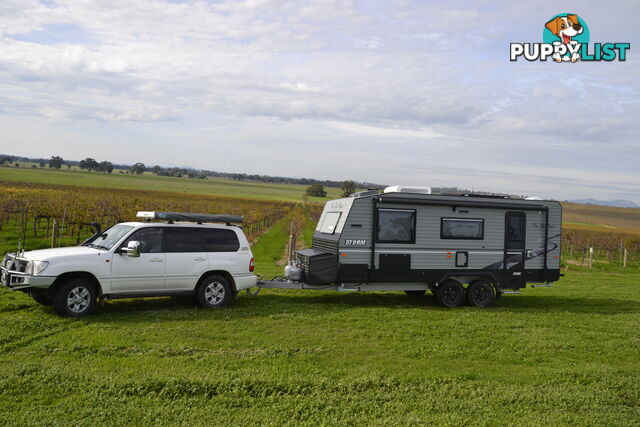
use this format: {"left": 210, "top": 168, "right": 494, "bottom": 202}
{"left": 504, "top": 212, "right": 526, "bottom": 289}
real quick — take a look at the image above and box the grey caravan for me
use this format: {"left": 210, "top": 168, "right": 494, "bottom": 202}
{"left": 292, "top": 187, "right": 562, "bottom": 308}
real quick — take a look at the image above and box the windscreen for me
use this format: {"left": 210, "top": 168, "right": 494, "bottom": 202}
{"left": 90, "top": 225, "right": 134, "bottom": 249}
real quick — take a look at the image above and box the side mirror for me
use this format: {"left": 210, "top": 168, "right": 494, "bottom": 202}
{"left": 122, "top": 241, "right": 141, "bottom": 258}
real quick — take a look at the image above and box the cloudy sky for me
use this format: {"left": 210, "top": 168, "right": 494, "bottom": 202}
{"left": 1, "top": 0, "right": 638, "bottom": 202}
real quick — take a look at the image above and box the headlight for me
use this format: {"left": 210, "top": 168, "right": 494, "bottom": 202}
{"left": 30, "top": 261, "right": 49, "bottom": 275}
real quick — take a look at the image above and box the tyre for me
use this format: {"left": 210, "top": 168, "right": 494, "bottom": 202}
{"left": 467, "top": 281, "right": 495, "bottom": 308}
{"left": 436, "top": 280, "right": 466, "bottom": 308}
{"left": 31, "top": 293, "right": 52, "bottom": 306}
{"left": 196, "top": 275, "right": 233, "bottom": 309}
{"left": 404, "top": 290, "right": 426, "bottom": 297}
{"left": 52, "top": 278, "right": 97, "bottom": 317}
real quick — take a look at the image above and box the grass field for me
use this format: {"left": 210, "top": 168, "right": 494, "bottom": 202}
{"left": 1, "top": 164, "right": 639, "bottom": 424}
{"left": 1, "top": 214, "right": 639, "bottom": 424}
{"left": 563, "top": 203, "right": 640, "bottom": 236}
{"left": 1, "top": 270, "right": 638, "bottom": 424}
{"left": 0, "top": 166, "right": 343, "bottom": 202}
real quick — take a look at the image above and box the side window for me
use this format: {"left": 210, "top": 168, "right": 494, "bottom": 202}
{"left": 201, "top": 229, "right": 240, "bottom": 252}
{"left": 377, "top": 209, "right": 416, "bottom": 243}
{"left": 441, "top": 218, "right": 484, "bottom": 240}
{"left": 165, "top": 228, "right": 198, "bottom": 253}
{"left": 165, "top": 228, "right": 240, "bottom": 252}
{"left": 124, "top": 228, "right": 164, "bottom": 253}
{"left": 319, "top": 212, "right": 341, "bottom": 234}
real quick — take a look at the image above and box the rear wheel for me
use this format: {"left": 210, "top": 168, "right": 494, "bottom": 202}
{"left": 436, "top": 280, "right": 465, "bottom": 308}
{"left": 467, "top": 280, "right": 495, "bottom": 307}
{"left": 404, "top": 290, "right": 426, "bottom": 297}
{"left": 196, "top": 275, "right": 233, "bottom": 308}
{"left": 31, "top": 293, "right": 52, "bottom": 306}
{"left": 52, "top": 278, "right": 97, "bottom": 317}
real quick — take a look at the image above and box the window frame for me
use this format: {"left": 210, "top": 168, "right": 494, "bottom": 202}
{"left": 375, "top": 208, "right": 417, "bottom": 244}
{"left": 440, "top": 217, "right": 485, "bottom": 240}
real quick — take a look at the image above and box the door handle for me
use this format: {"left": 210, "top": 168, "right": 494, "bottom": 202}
{"left": 194, "top": 257, "right": 206, "bottom": 261}
{"left": 150, "top": 258, "right": 163, "bottom": 262}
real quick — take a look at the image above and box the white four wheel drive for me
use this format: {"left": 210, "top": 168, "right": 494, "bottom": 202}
{"left": 0, "top": 212, "right": 257, "bottom": 317}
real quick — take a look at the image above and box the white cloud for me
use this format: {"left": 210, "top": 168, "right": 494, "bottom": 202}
{"left": 0, "top": 0, "right": 638, "bottom": 202}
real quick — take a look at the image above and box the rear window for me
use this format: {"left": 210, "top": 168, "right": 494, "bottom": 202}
{"left": 319, "top": 212, "right": 342, "bottom": 234}
{"left": 165, "top": 228, "right": 240, "bottom": 252}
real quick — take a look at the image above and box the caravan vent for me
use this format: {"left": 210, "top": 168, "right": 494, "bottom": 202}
{"left": 383, "top": 186, "right": 432, "bottom": 195}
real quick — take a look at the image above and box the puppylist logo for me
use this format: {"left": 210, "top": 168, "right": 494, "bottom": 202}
{"left": 510, "top": 13, "right": 630, "bottom": 62}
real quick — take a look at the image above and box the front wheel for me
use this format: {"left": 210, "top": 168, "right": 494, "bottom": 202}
{"left": 52, "top": 278, "right": 97, "bottom": 317}
{"left": 436, "top": 280, "right": 466, "bottom": 308}
{"left": 196, "top": 275, "right": 233, "bottom": 308}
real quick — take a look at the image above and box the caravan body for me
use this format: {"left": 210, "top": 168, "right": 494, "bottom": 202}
{"left": 285, "top": 189, "right": 562, "bottom": 306}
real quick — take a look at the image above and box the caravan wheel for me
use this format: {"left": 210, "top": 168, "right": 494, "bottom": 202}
{"left": 436, "top": 280, "right": 465, "bottom": 308}
{"left": 467, "top": 281, "right": 495, "bottom": 307}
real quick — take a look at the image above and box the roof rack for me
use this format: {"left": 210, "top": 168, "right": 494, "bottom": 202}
{"left": 136, "top": 212, "right": 243, "bottom": 224}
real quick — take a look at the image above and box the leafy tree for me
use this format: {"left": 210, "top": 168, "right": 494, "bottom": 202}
{"left": 0, "top": 156, "right": 12, "bottom": 166}
{"left": 129, "top": 162, "right": 146, "bottom": 175}
{"left": 151, "top": 165, "right": 162, "bottom": 174}
{"left": 98, "top": 161, "right": 114, "bottom": 173}
{"left": 67, "top": 164, "right": 71, "bottom": 169}
{"left": 340, "top": 180, "right": 356, "bottom": 197}
{"left": 39, "top": 162, "right": 45, "bottom": 168}
{"left": 79, "top": 158, "right": 98, "bottom": 172}
{"left": 306, "top": 184, "right": 327, "bottom": 197}
{"left": 49, "top": 156, "right": 64, "bottom": 169}
{"left": 14, "top": 163, "right": 19, "bottom": 168}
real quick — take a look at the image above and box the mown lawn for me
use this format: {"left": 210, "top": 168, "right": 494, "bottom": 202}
{"left": 1, "top": 258, "right": 639, "bottom": 425}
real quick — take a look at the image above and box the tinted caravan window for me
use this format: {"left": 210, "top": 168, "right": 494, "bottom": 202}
{"left": 165, "top": 228, "right": 240, "bottom": 252}
{"left": 441, "top": 218, "right": 484, "bottom": 240}
{"left": 377, "top": 209, "right": 416, "bottom": 243}
{"left": 319, "top": 212, "right": 342, "bottom": 234}
{"left": 506, "top": 215, "right": 524, "bottom": 242}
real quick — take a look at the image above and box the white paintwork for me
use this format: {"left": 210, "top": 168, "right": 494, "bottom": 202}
{"left": 1, "top": 221, "right": 257, "bottom": 296}
{"left": 383, "top": 185, "right": 431, "bottom": 194}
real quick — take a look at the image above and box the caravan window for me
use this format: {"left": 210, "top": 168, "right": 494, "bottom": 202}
{"left": 320, "top": 212, "right": 342, "bottom": 234}
{"left": 377, "top": 209, "right": 416, "bottom": 243}
{"left": 441, "top": 218, "right": 484, "bottom": 240}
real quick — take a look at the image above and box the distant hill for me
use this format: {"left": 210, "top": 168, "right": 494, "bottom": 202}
{"left": 569, "top": 198, "right": 639, "bottom": 209}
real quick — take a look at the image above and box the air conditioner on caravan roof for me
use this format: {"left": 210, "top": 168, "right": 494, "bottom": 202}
{"left": 383, "top": 186, "right": 431, "bottom": 195}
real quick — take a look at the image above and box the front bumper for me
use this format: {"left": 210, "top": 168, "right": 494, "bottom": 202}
{"left": 0, "top": 266, "right": 56, "bottom": 291}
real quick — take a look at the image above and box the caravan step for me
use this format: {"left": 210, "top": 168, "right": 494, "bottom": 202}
{"left": 530, "top": 282, "right": 553, "bottom": 288}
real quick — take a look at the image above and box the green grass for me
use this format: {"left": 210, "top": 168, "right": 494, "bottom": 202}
{"left": 0, "top": 166, "right": 342, "bottom": 202}
{"left": 1, "top": 220, "right": 639, "bottom": 424}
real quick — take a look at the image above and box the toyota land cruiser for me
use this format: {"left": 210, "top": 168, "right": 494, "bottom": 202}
{"left": 0, "top": 212, "right": 257, "bottom": 317}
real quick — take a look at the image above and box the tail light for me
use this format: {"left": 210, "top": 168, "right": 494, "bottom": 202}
{"left": 249, "top": 257, "right": 255, "bottom": 272}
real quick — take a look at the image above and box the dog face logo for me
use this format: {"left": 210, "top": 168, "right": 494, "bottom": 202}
{"left": 545, "top": 14, "right": 583, "bottom": 45}
{"left": 543, "top": 13, "right": 589, "bottom": 62}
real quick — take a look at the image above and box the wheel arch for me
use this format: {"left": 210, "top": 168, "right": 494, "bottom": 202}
{"left": 437, "top": 271, "right": 500, "bottom": 288}
{"left": 50, "top": 272, "right": 103, "bottom": 296}
{"left": 197, "top": 270, "right": 237, "bottom": 293}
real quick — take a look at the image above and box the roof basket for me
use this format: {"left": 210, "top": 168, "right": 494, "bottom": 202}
{"left": 136, "top": 211, "right": 243, "bottom": 224}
